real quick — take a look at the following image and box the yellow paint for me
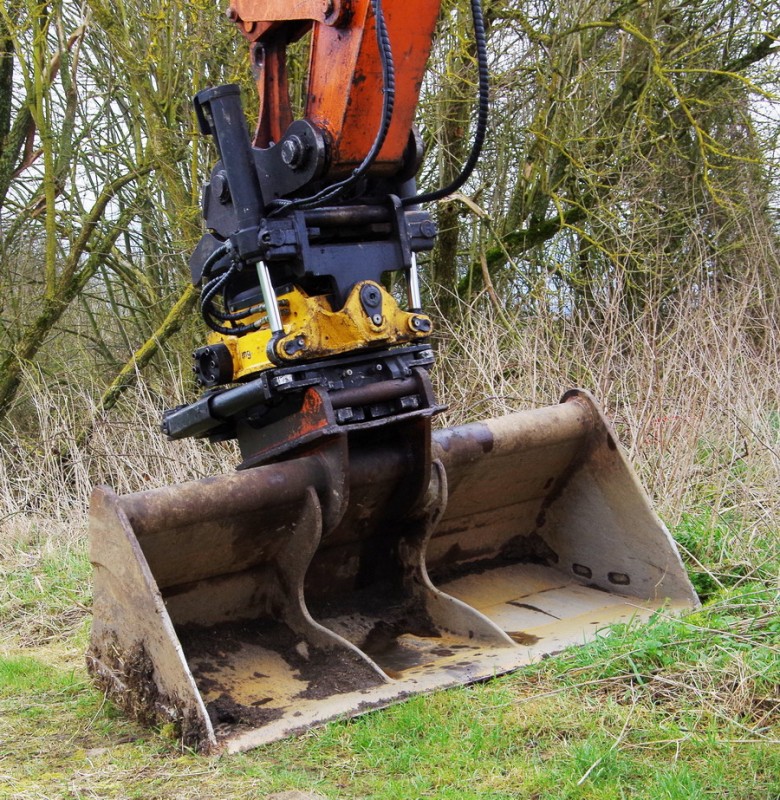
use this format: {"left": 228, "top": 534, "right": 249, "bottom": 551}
{"left": 207, "top": 281, "right": 431, "bottom": 381}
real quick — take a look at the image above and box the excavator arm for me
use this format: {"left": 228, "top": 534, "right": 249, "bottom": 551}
{"left": 233, "top": 0, "right": 440, "bottom": 172}
{"left": 87, "top": 0, "right": 698, "bottom": 753}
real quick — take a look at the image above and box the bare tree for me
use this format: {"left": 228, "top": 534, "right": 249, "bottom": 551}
{"left": 419, "top": 0, "right": 780, "bottom": 319}
{"left": 0, "top": 0, "right": 242, "bottom": 421}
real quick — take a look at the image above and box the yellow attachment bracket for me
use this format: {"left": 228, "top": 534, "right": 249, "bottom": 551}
{"left": 207, "top": 281, "right": 432, "bottom": 381}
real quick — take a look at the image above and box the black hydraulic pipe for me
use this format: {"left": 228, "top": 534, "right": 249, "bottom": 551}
{"left": 194, "top": 84, "right": 265, "bottom": 239}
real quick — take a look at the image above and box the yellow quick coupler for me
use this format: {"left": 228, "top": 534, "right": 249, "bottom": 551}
{"left": 205, "top": 280, "right": 431, "bottom": 383}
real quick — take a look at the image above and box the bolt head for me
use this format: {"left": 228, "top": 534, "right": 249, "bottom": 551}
{"left": 212, "top": 172, "right": 230, "bottom": 204}
{"left": 420, "top": 220, "right": 437, "bottom": 238}
{"left": 280, "top": 135, "right": 305, "bottom": 168}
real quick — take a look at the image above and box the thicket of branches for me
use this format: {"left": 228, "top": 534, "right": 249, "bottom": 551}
{"left": 0, "top": 0, "right": 778, "bottom": 456}
{"left": 0, "top": 0, "right": 243, "bottom": 427}
{"left": 423, "top": 0, "right": 780, "bottom": 312}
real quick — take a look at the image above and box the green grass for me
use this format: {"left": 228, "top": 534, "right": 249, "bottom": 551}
{"left": 0, "top": 529, "right": 91, "bottom": 647}
{"left": 674, "top": 509, "right": 780, "bottom": 601}
{"left": 1, "top": 514, "right": 778, "bottom": 799}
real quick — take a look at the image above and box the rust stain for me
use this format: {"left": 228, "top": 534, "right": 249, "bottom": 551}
{"left": 508, "top": 631, "right": 540, "bottom": 646}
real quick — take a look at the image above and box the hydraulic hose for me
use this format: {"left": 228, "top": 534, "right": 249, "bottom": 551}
{"left": 401, "top": 0, "right": 489, "bottom": 207}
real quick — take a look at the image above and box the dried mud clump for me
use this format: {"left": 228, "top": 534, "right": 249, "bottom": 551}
{"left": 206, "top": 692, "right": 284, "bottom": 731}
{"left": 86, "top": 635, "right": 209, "bottom": 751}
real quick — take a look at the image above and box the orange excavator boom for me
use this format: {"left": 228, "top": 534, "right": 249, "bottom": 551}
{"left": 231, "top": 0, "right": 441, "bottom": 175}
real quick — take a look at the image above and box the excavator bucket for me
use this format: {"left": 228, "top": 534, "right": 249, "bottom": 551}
{"left": 88, "top": 390, "right": 698, "bottom": 752}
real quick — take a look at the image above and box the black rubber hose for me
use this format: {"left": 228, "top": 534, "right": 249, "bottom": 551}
{"left": 268, "top": 0, "right": 396, "bottom": 215}
{"left": 201, "top": 265, "right": 266, "bottom": 336}
{"left": 401, "top": 0, "right": 489, "bottom": 207}
{"left": 199, "top": 242, "right": 232, "bottom": 281}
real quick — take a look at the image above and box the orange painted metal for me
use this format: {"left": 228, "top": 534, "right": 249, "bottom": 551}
{"left": 308, "top": 0, "right": 441, "bottom": 173}
{"left": 228, "top": 0, "right": 442, "bottom": 174}
{"left": 230, "top": 0, "right": 346, "bottom": 35}
{"left": 251, "top": 27, "right": 296, "bottom": 147}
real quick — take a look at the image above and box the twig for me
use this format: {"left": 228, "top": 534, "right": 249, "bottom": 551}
{"left": 577, "top": 698, "right": 636, "bottom": 785}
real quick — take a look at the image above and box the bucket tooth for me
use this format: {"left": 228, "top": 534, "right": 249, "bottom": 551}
{"left": 88, "top": 390, "right": 698, "bottom": 751}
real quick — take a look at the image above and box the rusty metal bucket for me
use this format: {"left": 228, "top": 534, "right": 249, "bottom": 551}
{"left": 87, "top": 390, "right": 698, "bottom": 752}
